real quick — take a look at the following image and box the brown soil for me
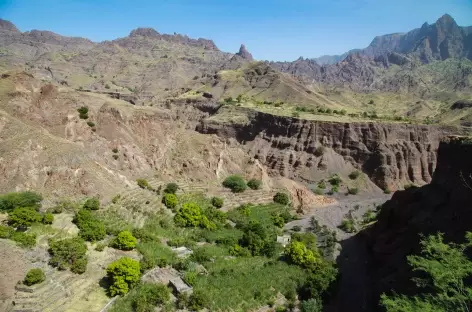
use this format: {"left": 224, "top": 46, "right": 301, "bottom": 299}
{"left": 0, "top": 240, "right": 29, "bottom": 310}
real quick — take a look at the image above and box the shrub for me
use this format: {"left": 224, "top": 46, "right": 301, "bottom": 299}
{"left": 162, "top": 193, "right": 178, "bottom": 210}
{"left": 348, "top": 187, "right": 359, "bottom": 195}
{"left": 24, "top": 268, "right": 46, "bottom": 286}
{"left": 10, "top": 231, "right": 36, "bottom": 248}
{"left": 49, "top": 237, "right": 87, "bottom": 272}
{"left": 105, "top": 84, "right": 110, "bottom": 89}
{"left": 77, "top": 106, "right": 89, "bottom": 119}
{"left": 111, "top": 195, "right": 121, "bottom": 204}
{"left": 8, "top": 207, "right": 42, "bottom": 228}
{"left": 247, "top": 179, "right": 262, "bottom": 190}
{"left": 229, "top": 244, "right": 251, "bottom": 257}
{"left": 136, "top": 179, "right": 149, "bottom": 189}
{"left": 74, "top": 209, "right": 106, "bottom": 241}
{"left": 384, "top": 187, "right": 392, "bottom": 194}
{"left": 112, "top": 154, "right": 119, "bottom": 160}
{"left": 112, "top": 148, "right": 119, "bottom": 153}
{"left": 0, "top": 191, "right": 42, "bottom": 212}
{"left": 95, "top": 242, "right": 106, "bottom": 252}
{"left": 77, "top": 106, "right": 88, "bottom": 115}
{"left": 317, "top": 181, "right": 326, "bottom": 189}
{"left": 331, "top": 185, "right": 339, "bottom": 193}
{"left": 224, "top": 97, "right": 233, "bottom": 103}
{"left": 163, "top": 183, "right": 178, "bottom": 194}
{"left": 328, "top": 175, "right": 342, "bottom": 186}
{"left": 42, "top": 213, "right": 54, "bottom": 224}
{"left": 339, "top": 219, "right": 356, "bottom": 233}
{"left": 362, "top": 210, "right": 377, "bottom": 224}
{"left": 112, "top": 231, "right": 137, "bottom": 250}
{"left": 272, "top": 214, "right": 285, "bottom": 228}
{"left": 300, "top": 298, "right": 323, "bottom": 312}
{"left": 292, "top": 225, "right": 302, "bottom": 232}
{"left": 368, "top": 99, "right": 374, "bottom": 104}
{"left": 223, "top": 175, "right": 247, "bottom": 193}
{"left": 0, "top": 225, "right": 13, "bottom": 238}
{"left": 71, "top": 257, "right": 88, "bottom": 274}
{"left": 107, "top": 257, "right": 141, "bottom": 296}
{"left": 313, "top": 188, "right": 324, "bottom": 195}
{"left": 273, "top": 192, "right": 290, "bottom": 205}
{"left": 314, "top": 146, "right": 325, "bottom": 157}
{"left": 83, "top": 197, "right": 100, "bottom": 210}
{"left": 189, "top": 290, "right": 210, "bottom": 311}
{"left": 348, "top": 170, "right": 360, "bottom": 180}
{"left": 87, "top": 121, "right": 95, "bottom": 127}
{"left": 132, "top": 283, "right": 171, "bottom": 311}
{"left": 211, "top": 197, "right": 224, "bottom": 209}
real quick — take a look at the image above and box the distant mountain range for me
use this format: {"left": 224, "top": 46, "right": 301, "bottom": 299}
{"left": 312, "top": 14, "right": 472, "bottom": 65}
{"left": 0, "top": 13, "right": 471, "bottom": 126}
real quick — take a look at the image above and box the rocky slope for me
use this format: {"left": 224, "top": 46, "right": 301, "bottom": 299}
{"left": 0, "top": 72, "right": 265, "bottom": 200}
{"left": 197, "top": 106, "right": 456, "bottom": 190}
{"left": 312, "top": 14, "right": 472, "bottom": 65}
{"left": 358, "top": 137, "right": 472, "bottom": 308}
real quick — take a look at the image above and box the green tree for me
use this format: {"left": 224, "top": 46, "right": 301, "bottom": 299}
{"left": 223, "top": 175, "right": 247, "bottom": 193}
{"left": 300, "top": 298, "right": 322, "bottom": 312}
{"left": 0, "top": 191, "right": 42, "bottom": 212}
{"left": 83, "top": 197, "right": 100, "bottom": 210}
{"left": 162, "top": 193, "right": 178, "bottom": 210}
{"left": 381, "top": 232, "right": 472, "bottom": 312}
{"left": 273, "top": 192, "right": 290, "bottom": 205}
{"left": 285, "top": 241, "right": 320, "bottom": 268}
{"left": 247, "top": 179, "right": 262, "bottom": 190}
{"left": 49, "top": 237, "right": 88, "bottom": 273}
{"left": 240, "top": 222, "right": 276, "bottom": 257}
{"left": 24, "top": 268, "right": 46, "bottom": 286}
{"left": 74, "top": 209, "right": 106, "bottom": 241}
{"left": 112, "top": 231, "right": 138, "bottom": 250}
{"left": 236, "top": 94, "right": 243, "bottom": 103}
{"left": 107, "top": 257, "right": 141, "bottom": 296}
{"left": 163, "top": 183, "right": 179, "bottom": 194}
{"left": 211, "top": 197, "right": 224, "bottom": 209}
{"left": 174, "top": 202, "right": 215, "bottom": 229}
{"left": 8, "top": 207, "right": 42, "bottom": 228}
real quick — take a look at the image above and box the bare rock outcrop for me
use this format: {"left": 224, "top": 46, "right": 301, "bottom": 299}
{"left": 236, "top": 44, "right": 254, "bottom": 61}
{"left": 197, "top": 107, "right": 456, "bottom": 189}
{"left": 362, "top": 137, "right": 472, "bottom": 308}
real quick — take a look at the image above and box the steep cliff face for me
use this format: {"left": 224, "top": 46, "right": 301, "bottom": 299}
{"left": 363, "top": 137, "right": 472, "bottom": 305}
{"left": 197, "top": 106, "right": 456, "bottom": 189}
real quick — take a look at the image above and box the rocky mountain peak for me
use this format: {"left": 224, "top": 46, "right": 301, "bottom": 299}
{"left": 129, "top": 27, "right": 160, "bottom": 38}
{"left": 436, "top": 13, "right": 456, "bottom": 26}
{"left": 0, "top": 19, "right": 19, "bottom": 32}
{"left": 236, "top": 44, "right": 254, "bottom": 61}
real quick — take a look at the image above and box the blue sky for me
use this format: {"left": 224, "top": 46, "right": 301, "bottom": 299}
{"left": 1, "top": 0, "right": 471, "bottom": 61}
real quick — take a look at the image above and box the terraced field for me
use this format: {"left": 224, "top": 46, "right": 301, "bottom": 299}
{"left": 101, "top": 178, "right": 279, "bottom": 229}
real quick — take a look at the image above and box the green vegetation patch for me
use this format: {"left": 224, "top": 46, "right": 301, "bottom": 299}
{"left": 24, "top": 268, "right": 46, "bottom": 286}
{"left": 0, "top": 191, "right": 42, "bottom": 212}
{"left": 192, "top": 256, "right": 306, "bottom": 311}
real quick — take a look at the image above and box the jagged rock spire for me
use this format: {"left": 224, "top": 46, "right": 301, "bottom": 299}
{"left": 236, "top": 44, "right": 253, "bottom": 61}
